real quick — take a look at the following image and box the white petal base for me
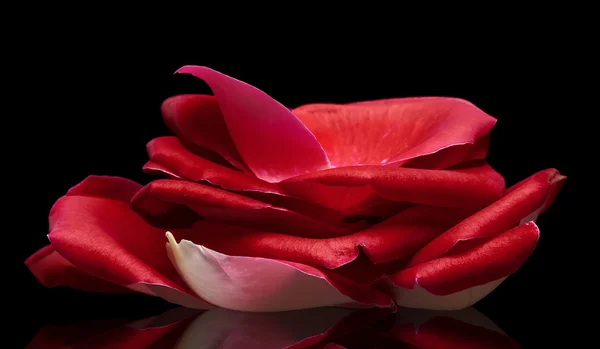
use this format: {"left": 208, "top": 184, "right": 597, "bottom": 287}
{"left": 392, "top": 278, "right": 506, "bottom": 310}
{"left": 165, "top": 232, "right": 355, "bottom": 312}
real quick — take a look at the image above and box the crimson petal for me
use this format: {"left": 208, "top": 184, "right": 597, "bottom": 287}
{"left": 130, "top": 179, "right": 353, "bottom": 238}
{"left": 25, "top": 245, "right": 131, "bottom": 294}
{"left": 175, "top": 66, "right": 330, "bottom": 182}
{"left": 409, "top": 168, "right": 566, "bottom": 266}
{"left": 391, "top": 222, "right": 540, "bottom": 297}
{"left": 40, "top": 175, "right": 212, "bottom": 308}
{"left": 281, "top": 161, "right": 505, "bottom": 214}
{"left": 292, "top": 97, "right": 496, "bottom": 168}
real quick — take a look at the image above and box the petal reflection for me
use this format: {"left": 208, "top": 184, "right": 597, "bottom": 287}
{"left": 28, "top": 306, "right": 520, "bottom": 348}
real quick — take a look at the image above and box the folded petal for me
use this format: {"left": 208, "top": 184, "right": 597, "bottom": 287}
{"left": 42, "top": 175, "right": 212, "bottom": 309}
{"left": 175, "top": 66, "right": 330, "bottom": 182}
{"left": 145, "top": 136, "right": 280, "bottom": 193}
{"left": 281, "top": 161, "right": 505, "bottom": 215}
{"left": 174, "top": 205, "right": 471, "bottom": 274}
{"left": 165, "top": 232, "right": 394, "bottom": 311}
{"left": 409, "top": 168, "right": 566, "bottom": 266}
{"left": 25, "top": 245, "right": 131, "bottom": 293}
{"left": 161, "top": 94, "right": 249, "bottom": 171}
{"left": 292, "top": 97, "right": 496, "bottom": 168}
{"left": 130, "top": 179, "right": 353, "bottom": 238}
{"left": 389, "top": 222, "right": 540, "bottom": 310}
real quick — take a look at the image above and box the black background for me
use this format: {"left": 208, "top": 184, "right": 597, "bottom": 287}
{"left": 14, "top": 40, "right": 581, "bottom": 347}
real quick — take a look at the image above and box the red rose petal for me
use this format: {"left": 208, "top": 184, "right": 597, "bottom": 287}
{"left": 161, "top": 94, "right": 249, "bottom": 171}
{"left": 25, "top": 245, "right": 131, "bottom": 294}
{"left": 408, "top": 168, "right": 566, "bottom": 266}
{"left": 292, "top": 97, "right": 496, "bottom": 168}
{"left": 281, "top": 161, "right": 505, "bottom": 214}
{"left": 41, "top": 175, "right": 212, "bottom": 308}
{"left": 175, "top": 66, "right": 330, "bottom": 182}
{"left": 392, "top": 222, "right": 540, "bottom": 296}
{"left": 130, "top": 179, "right": 353, "bottom": 238}
{"left": 146, "top": 136, "right": 280, "bottom": 193}
{"left": 179, "top": 205, "right": 471, "bottom": 271}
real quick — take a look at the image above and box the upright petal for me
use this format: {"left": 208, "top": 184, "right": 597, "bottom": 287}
{"left": 292, "top": 97, "right": 496, "bottom": 168}
{"left": 175, "top": 66, "right": 330, "bottom": 182}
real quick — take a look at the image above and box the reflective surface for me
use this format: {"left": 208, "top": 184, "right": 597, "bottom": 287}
{"left": 26, "top": 306, "right": 524, "bottom": 348}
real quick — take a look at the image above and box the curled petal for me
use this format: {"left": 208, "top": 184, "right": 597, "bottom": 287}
{"left": 292, "top": 97, "right": 496, "bottom": 168}
{"left": 130, "top": 179, "right": 353, "bottom": 237}
{"left": 281, "top": 161, "right": 505, "bottom": 214}
{"left": 175, "top": 205, "right": 470, "bottom": 273}
{"left": 161, "top": 94, "right": 249, "bottom": 171}
{"left": 409, "top": 168, "right": 566, "bottom": 266}
{"left": 35, "top": 175, "right": 212, "bottom": 309}
{"left": 389, "top": 222, "right": 540, "bottom": 309}
{"left": 175, "top": 66, "right": 330, "bottom": 182}
{"left": 165, "top": 232, "right": 394, "bottom": 312}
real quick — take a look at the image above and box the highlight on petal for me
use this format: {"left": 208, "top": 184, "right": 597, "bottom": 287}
{"left": 175, "top": 66, "right": 330, "bottom": 182}
{"left": 29, "top": 175, "right": 212, "bottom": 309}
{"left": 292, "top": 97, "right": 496, "bottom": 168}
{"left": 165, "top": 232, "right": 394, "bottom": 312}
{"left": 388, "top": 222, "right": 540, "bottom": 310}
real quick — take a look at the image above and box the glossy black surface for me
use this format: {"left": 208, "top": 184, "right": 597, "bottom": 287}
{"left": 15, "top": 40, "right": 580, "bottom": 347}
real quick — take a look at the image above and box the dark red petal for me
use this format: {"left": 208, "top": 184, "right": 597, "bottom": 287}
{"left": 409, "top": 168, "right": 566, "bottom": 266}
{"left": 180, "top": 205, "right": 471, "bottom": 270}
{"left": 130, "top": 179, "right": 352, "bottom": 238}
{"left": 42, "top": 176, "right": 211, "bottom": 308}
{"left": 400, "top": 134, "right": 490, "bottom": 170}
{"left": 146, "top": 136, "right": 280, "bottom": 193}
{"left": 25, "top": 245, "right": 131, "bottom": 293}
{"left": 281, "top": 161, "right": 505, "bottom": 214}
{"left": 292, "top": 97, "right": 496, "bottom": 168}
{"left": 161, "top": 94, "right": 248, "bottom": 171}
{"left": 175, "top": 66, "right": 330, "bottom": 182}
{"left": 391, "top": 222, "right": 540, "bottom": 295}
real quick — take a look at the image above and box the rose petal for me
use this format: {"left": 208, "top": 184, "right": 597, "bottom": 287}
{"left": 292, "top": 97, "right": 496, "bottom": 168}
{"left": 25, "top": 245, "right": 131, "bottom": 293}
{"left": 281, "top": 161, "right": 505, "bottom": 214}
{"left": 130, "top": 179, "right": 353, "bottom": 238}
{"left": 184, "top": 206, "right": 472, "bottom": 271}
{"left": 175, "top": 66, "right": 330, "bottom": 182}
{"left": 389, "top": 222, "right": 540, "bottom": 309}
{"left": 408, "top": 168, "right": 566, "bottom": 266}
{"left": 40, "top": 175, "right": 212, "bottom": 309}
{"left": 161, "top": 94, "right": 249, "bottom": 171}
{"left": 165, "top": 232, "right": 394, "bottom": 312}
